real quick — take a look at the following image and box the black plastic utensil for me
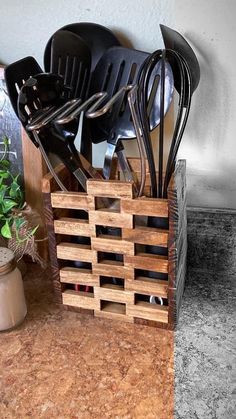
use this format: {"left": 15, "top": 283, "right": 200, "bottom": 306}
{"left": 160, "top": 24, "right": 200, "bottom": 103}
{"left": 44, "top": 22, "right": 121, "bottom": 74}
{"left": 50, "top": 30, "right": 91, "bottom": 101}
{"left": 44, "top": 22, "right": 122, "bottom": 162}
{"left": 159, "top": 25, "right": 200, "bottom": 196}
{"left": 87, "top": 46, "right": 174, "bottom": 188}
{"left": 4, "top": 56, "right": 43, "bottom": 147}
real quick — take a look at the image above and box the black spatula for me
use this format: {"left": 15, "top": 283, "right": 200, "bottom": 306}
{"left": 87, "top": 46, "right": 174, "bottom": 195}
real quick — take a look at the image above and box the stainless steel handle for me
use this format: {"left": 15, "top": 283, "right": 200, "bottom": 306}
{"left": 86, "top": 85, "right": 134, "bottom": 119}
{"left": 55, "top": 92, "right": 108, "bottom": 124}
{"left": 27, "top": 99, "right": 81, "bottom": 131}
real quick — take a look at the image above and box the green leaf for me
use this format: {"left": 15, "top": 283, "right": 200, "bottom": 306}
{"left": 0, "top": 159, "right": 10, "bottom": 169}
{"left": 1, "top": 221, "right": 12, "bottom": 239}
{"left": 14, "top": 217, "right": 25, "bottom": 230}
{"left": 3, "top": 199, "right": 18, "bottom": 213}
{"left": 0, "top": 170, "right": 10, "bottom": 179}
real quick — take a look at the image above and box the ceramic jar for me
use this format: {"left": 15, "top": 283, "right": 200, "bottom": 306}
{"left": 0, "top": 247, "right": 27, "bottom": 331}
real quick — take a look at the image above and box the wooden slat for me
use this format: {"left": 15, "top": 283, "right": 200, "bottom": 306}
{"left": 93, "top": 260, "right": 133, "bottom": 279}
{"left": 62, "top": 290, "right": 99, "bottom": 310}
{"left": 21, "top": 129, "right": 47, "bottom": 259}
{"left": 91, "top": 236, "right": 134, "bottom": 255}
{"left": 95, "top": 309, "right": 134, "bottom": 323}
{"left": 60, "top": 267, "right": 99, "bottom": 286}
{"left": 51, "top": 192, "right": 95, "bottom": 210}
{"left": 94, "top": 286, "right": 134, "bottom": 304}
{"left": 87, "top": 178, "right": 133, "bottom": 199}
{"left": 89, "top": 210, "right": 133, "bottom": 229}
{"left": 125, "top": 277, "right": 168, "bottom": 298}
{"left": 57, "top": 243, "right": 97, "bottom": 263}
{"left": 127, "top": 302, "right": 168, "bottom": 323}
{"left": 123, "top": 226, "right": 169, "bottom": 246}
{"left": 121, "top": 197, "right": 168, "bottom": 217}
{"left": 117, "top": 157, "right": 149, "bottom": 175}
{"left": 54, "top": 218, "right": 95, "bottom": 237}
{"left": 125, "top": 253, "right": 168, "bottom": 273}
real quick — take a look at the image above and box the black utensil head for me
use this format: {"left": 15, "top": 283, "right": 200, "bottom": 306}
{"left": 4, "top": 56, "right": 42, "bottom": 119}
{"left": 160, "top": 24, "right": 200, "bottom": 95}
{"left": 88, "top": 46, "right": 174, "bottom": 144}
{"left": 50, "top": 30, "right": 91, "bottom": 100}
{"left": 44, "top": 22, "right": 121, "bottom": 73}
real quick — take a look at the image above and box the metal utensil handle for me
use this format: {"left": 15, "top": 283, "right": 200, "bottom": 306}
{"left": 27, "top": 98, "right": 81, "bottom": 131}
{"left": 32, "top": 131, "right": 68, "bottom": 191}
{"left": 127, "top": 85, "right": 147, "bottom": 197}
{"left": 86, "top": 85, "right": 134, "bottom": 119}
{"left": 56, "top": 92, "right": 108, "bottom": 124}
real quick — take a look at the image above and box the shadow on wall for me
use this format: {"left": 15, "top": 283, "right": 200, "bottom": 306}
{"left": 186, "top": 159, "right": 236, "bottom": 209}
{"left": 183, "top": 32, "right": 230, "bottom": 153}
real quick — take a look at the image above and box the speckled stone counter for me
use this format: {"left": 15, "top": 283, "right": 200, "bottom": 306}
{"left": 175, "top": 273, "right": 236, "bottom": 418}
{"left": 0, "top": 264, "right": 174, "bottom": 419}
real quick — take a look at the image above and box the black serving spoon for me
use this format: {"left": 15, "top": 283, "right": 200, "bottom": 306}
{"left": 44, "top": 22, "right": 122, "bottom": 161}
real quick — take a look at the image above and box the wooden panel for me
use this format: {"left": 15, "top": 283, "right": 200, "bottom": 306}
{"left": 121, "top": 197, "right": 168, "bottom": 217}
{"left": 127, "top": 302, "right": 168, "bottom": 323}
{"left": 117, "top": 157, "right": 150, "bottom": 175}
{"left": 94, "top": 309, "right": 134, "bottom": 323}
{"left": 57, "top": 242, "right": 97, "bottom": 263}
{"left": 43, "top": 192, "right": 62, "bottom": 303}
{"left": 94, "top": 286, "right": 134, "bottom": 304}
{"left": 89, "top": 209, "right": 133, "bottom": 229}
{"left": 91, "top": 236, "right": 134, "bottom": 255}
{"left": 51, "top": 192, "right": 95, "bottom": 210}
{"left": 93, "top": 261, "right": 133, "bottom": 279}
{"left": 54, "top": 218, "right": 95, "bottom": 237}
{"left": 22, "top": 129, "right": 48, "bottom": 258}
{"left": 60, "top": 267, "right": 99, "bottom": 286}
{"left": 125, "top": 254, "right": 168, "bottom": 273}
{"left": 123, "top": 226, "right": 169, "bottom": 246}
{"left": 87, "top": 178, "right": 133, "bottom": 199}
{"left": 62, "top": 290, "right": 99, "bottom": 310}
{"left": 126, "top": 277, "right": 168, "bottom": 298}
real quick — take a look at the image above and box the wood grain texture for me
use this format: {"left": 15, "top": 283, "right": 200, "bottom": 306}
{"left": 91, "top": 236, "right": 134, "bottom": 256}
{"left": 62, "top": 290, "right": 99, "bottom": 310}
{"left": 94, "top": 286, "right": 134, "bottom": 304}
{"left": 87, "top": 178, "right": 133, "bottom": 199}
{"left": 93, "top": 261, "right": 133, "bottom": 280}
{"left": 125, "top": 278, "right": 168, "bottom": 298}
{"left": 60, "top": 267, "right": 99, "bottom": 286}
{"left": 167, "top": 160, "right": 187, "bottom": 328}
{"left": 43, "top": 192, "right": 62, "bottom": 303}
{"left": 42, "top": 159, "right": 186, "bottom": 329}
{"left": 54, "top": 218, "right": 96, "bottom": 237}
{"left": 57, "top": 242, "right": 97, "bottom": 263}
{"left": 51, "top": 192, "right": 95, "bottom": 211}
{"left": 89, "top": 209, "right": 133, "bottom": 229}
{"left": 94, "top": 309, "right": 134, "bottom": 323}
{"left": 123, "top": 226, "right": 169, "bottom": 246}
{"left": 121, "top": 197, "right": 168, "bottom": 217}
{"left": 127, "top": 302, "right": 168, "bottom": 323}
{"left": 125, "top": 254, "right": 168, "bottom": 273}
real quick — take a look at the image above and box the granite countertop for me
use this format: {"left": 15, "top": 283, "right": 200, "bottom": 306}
{"left": 0, "top": 264, "right": 174, "bottom": 419}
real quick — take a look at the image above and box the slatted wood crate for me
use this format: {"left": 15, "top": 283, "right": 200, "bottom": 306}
{"left": 42, "top": 159, "right": 187, "bottom": 330}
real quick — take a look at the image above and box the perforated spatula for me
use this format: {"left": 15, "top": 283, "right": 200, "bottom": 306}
{"left": 87, "top": 46, "right": 174, "bottom": 190}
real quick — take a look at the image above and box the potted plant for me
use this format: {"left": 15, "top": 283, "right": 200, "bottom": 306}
{"left": 0, "top": 135, "right": 44, "bottom": 266}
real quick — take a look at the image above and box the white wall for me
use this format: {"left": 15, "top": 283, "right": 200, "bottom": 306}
{"left": 1, "top": 0, "right": 236, "bottom": 209}
{"left": 175, "top": 0, "right": 236, "bottom": 209}
{"left": 0, "top": 0, "right": 173, "bottom": 66}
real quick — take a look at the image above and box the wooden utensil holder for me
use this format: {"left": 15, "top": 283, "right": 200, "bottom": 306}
{"left": 42, "top": 159, "right": 187, "bottom": 330}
